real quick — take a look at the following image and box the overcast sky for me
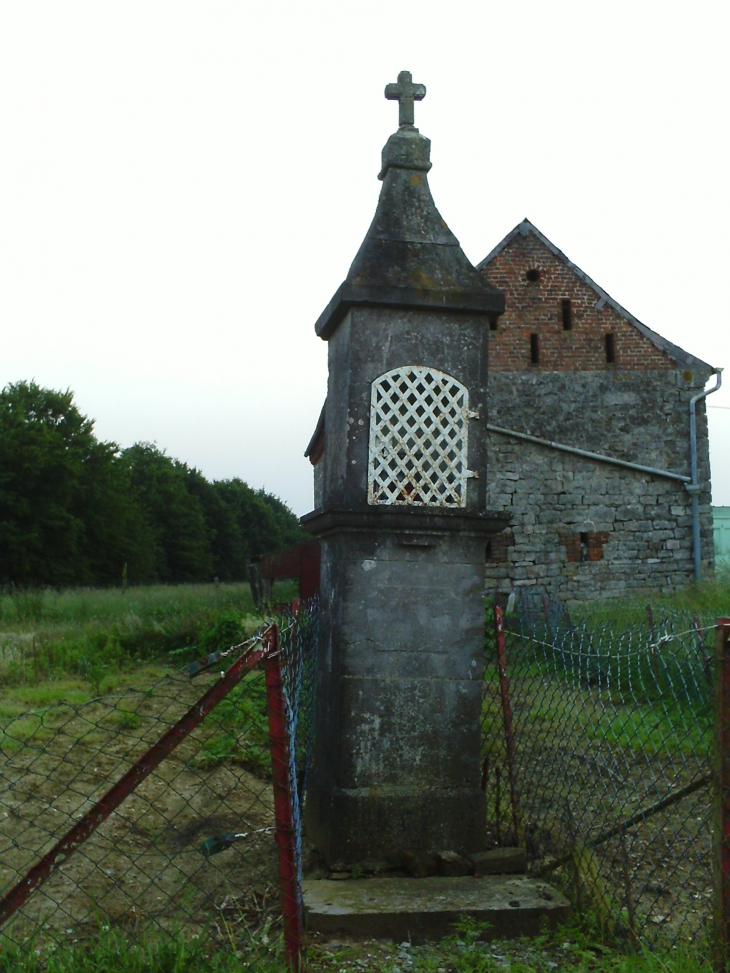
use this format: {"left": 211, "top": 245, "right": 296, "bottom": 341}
{"left": 1, "top": 2, "right": 728, "bottom": 515}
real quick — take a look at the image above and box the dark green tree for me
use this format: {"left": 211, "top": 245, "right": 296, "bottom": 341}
{"left": 212, "top": 479, "right": 279, "bottom": 560}
{"left": 122, "top": 444, "right": 214, "bottom": 583}
{"left": 0, "top": 382, "right": 306, "bottom": 587}
{"left": 184, "top": 467, "right": 246, "bottom": 581}
{"left": 255, "top": 488, "right": 308, "bottom": 549}
{"left": 0, "top": 381, "right": 154, "bottom": 586}
{"left": 211, "top": 480, "right": 307, "bottom": 562}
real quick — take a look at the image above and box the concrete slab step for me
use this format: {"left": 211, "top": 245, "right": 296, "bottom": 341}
{"left": 303, "top": 875, "right": 571, "bottom": 944}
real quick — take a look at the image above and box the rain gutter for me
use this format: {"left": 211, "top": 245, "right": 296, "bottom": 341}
{"left": 688, "top": 369, "right": 722, "bottom": 582}
{"left": 486, "top": 425, "right": 691, "bottom": 483}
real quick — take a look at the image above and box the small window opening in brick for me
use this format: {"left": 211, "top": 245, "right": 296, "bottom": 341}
{"left": 489, "top": 318, "right": 498, "bottom": 332}
{"left": 605, "top": 332, "right": 616, "bottom": 363}
{"left": 486, "top": 531, "right": 513, "bottom": 564}
{"left": 530, "top": 333, "right": 539, "bottom": 364}
{"left": 526, "top": 268, "right": 541, "bottom": 282}
{"left": 561, "top": 530, "right": 609, "bottom": 563}
{"left": 561, "top": 299, "right": 573, "bottom": 331}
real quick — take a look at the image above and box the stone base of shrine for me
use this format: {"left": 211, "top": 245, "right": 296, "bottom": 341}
{"left": 302, "top": 876, "right": 571, "bottom": 943}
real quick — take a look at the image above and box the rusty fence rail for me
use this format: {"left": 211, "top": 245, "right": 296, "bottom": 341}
{"left": 0, "top": 597, "right": 318, "bottom": 969}
{"left": 483, "top": 591, "right": 716, "bottom": 950}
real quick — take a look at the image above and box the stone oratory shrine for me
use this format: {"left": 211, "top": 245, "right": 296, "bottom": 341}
{"left": 300, "top": 72, "right": 569, "bottom": 939}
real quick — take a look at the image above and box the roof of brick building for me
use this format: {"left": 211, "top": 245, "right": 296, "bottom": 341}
{"left": 478, "top": 219, "right": 714, "bottom": 374}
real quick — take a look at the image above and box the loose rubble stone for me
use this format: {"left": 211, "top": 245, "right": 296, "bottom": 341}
{"left": 472, "top": 847, "right": 527, "bottom": 876}
{"left": 436, "top": 850, "right": 473, "bottom": 877}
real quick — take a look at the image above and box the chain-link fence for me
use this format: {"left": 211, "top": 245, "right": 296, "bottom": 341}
{"left": 5, "top": 580, "right": 723, "bottom": 958}
{"left": 483, "top": 589, "right": 714, "bottom": 948}
{"left": 0, "top": 597, "right": 318, "bottom": 968}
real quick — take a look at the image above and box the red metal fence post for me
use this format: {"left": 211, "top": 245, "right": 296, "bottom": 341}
{"left": 264, "top": 624, "right": 304, "bottom": 972}
{"left": 494, "top": 604, "right": 521, "bottom": 843}
{"left": 715, "top": 618, "right": 730, "bottom": 972}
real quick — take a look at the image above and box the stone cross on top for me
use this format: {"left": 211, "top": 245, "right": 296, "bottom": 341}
{"left": 385, "top": 70, "right": 426, "bottom": 128}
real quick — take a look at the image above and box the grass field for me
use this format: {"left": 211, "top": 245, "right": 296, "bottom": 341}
{"left": 567, "top": 567, "right": 730, "bottom": 628}
{"left": 0, "top": 581, "right": 298, "bottom": 710}
{"left": 2, "top": 572, "right": 727, "bottom": 709}
{"left": 0, "top": 583, "right": 256, "bottom": 626}
{"left": 2, "top": 578, "right": 729, "bottom": 971}
{"left": 0, "top": 581, "right": 296, "bottom": 970}
{"left": 0, "top": 915, "right": 717, "bottom": 972}
{"left": 481, "top": 579, "right": 729, "bottom": 952}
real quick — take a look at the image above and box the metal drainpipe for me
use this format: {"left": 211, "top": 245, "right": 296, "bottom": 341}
{"left": 688, "top": 369, "right": 722, "bottom": 582}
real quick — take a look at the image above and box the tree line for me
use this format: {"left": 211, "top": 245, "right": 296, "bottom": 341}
{"left": 0, "top": 381, "right": 307, "bottom": 587}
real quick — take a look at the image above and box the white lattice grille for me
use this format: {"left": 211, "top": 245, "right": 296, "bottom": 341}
{"left": 367, "top": 366, "right": 475, "bottom": 507}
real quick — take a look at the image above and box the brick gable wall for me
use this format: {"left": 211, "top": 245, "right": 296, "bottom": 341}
{"left": 480, "top": 233, "right": 674, "bottom": 373}
{"left": 478, "top": 227, "right": 714, "bottom": 604}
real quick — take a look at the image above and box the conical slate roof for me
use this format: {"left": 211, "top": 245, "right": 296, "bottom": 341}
{"left": 315, "top": 122, "right": 504, "bottom": 339}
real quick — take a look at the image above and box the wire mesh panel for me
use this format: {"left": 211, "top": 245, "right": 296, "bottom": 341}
{"left": 278, "top": 598, "right": 319, "bottom": 892}
{"left": 0, "top": 601, "right": 319, "bottom": 963}
{"left": 0, "top": 661, "right": 275, "bottom": 952}
{"left": 483, "top": 591, "right": 714, "bottom": 948}
{"left": 367, "top": 366, "right": 475, "bottom": 507}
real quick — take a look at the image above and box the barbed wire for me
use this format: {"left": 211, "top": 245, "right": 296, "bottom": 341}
{"left": 507, "top": 624, "right": 718, "bottom": 656}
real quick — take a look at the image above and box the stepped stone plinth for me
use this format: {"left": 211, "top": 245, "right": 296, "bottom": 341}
{"left": 303, "top": 876, "right": 571, "bottom": 943}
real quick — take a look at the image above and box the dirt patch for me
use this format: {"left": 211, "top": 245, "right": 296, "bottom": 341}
{"left": 0, "top": 667, "right": 280, "bottom": 949}
{"left": 483, "top": 668, "right": 713, "bottom": 947}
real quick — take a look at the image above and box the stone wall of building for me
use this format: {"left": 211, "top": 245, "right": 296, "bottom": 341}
{"left": 480, "top": 226, "right": 715, "bottom": 604}
{"left": 488, "top": 368, "right": 708, "bottom": 475}
{"left": 485, "top": 436, "right": 712, "bottom": 605}
{"left": 484, "top": 363, "right": 713, "bottom": 605}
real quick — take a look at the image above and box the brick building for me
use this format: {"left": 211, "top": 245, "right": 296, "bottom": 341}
{"left": 478, "top": 219, "right": 718, "bottom": 603}
{"left": 306, "top": 213, "right": 719, "bottom": 605}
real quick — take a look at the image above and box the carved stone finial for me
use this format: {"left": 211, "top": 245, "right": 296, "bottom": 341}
{"left": 384, "top": 70, "right": 426, "bottom": 128}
